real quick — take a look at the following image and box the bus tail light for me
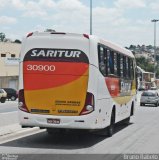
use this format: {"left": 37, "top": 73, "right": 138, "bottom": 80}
{"left": 83, "top": 34, "right": 89, "bottom": 39}
{"left": 26, "top": 32, "right": 33, "bottom": 38}
{"left": 80, "top": 92, "right": 94, "bottom": 115}
{"left": 18, "top": 89, "right": 29, "bottom": 113}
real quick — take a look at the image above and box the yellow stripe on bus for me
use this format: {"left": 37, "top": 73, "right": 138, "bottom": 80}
{"left": 24, "top": 70, "right": 89, "bottom": 116}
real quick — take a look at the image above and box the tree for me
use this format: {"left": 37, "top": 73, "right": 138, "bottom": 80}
{"left": 0, "top": 32, "right": 6, "bottom": 41}
{"left": 136, "top": 57, "right": 154, "bottom": 73}
{"left": 146, "top": 45, "right": 153, "bottom": 50}
{"left": 129, "top": 45, "right": 136, "bottom": 50}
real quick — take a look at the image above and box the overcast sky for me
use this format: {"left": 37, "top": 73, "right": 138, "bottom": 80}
{"left": 0, "top": 0, "right": 159, "bottom": 47}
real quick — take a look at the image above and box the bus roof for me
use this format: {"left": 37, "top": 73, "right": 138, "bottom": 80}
{"left": 26, "top": 31, "right": 87, "bottom": 39}
{"left": 26, "top": 31, "right": 134, "bottom": 58}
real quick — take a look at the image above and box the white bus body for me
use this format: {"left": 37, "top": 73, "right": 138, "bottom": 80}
{"left": 18, "top": 32, "right": 136, "bottom": 135}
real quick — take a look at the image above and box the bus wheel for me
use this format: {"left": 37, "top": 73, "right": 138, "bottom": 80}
{"left": 107, "top": 111, "right": 115, "bottom": 137}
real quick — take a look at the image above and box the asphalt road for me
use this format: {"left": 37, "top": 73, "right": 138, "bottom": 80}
{"left": 1, "top": 106, "right": 159, "bottom": 153}
{"left": 0, "top": 100, "right": 18, "bottom": 113}
{"left": 0, "top": 92, "right": 159, "bottom": 160}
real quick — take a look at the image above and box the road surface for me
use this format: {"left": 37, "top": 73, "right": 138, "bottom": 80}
{"left": 0, "top": 92, "right": 159, "bottom": 159}
{"left": 0, "top": 100, "right": 18, "bottom": 113}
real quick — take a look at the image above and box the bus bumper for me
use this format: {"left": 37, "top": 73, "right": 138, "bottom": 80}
{"left": 18, "top": 110, "right": 106, "bottom": 130}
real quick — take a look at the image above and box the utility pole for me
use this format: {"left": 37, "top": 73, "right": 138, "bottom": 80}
{"left": 151, "top": 19, "right": 159, "bottom": 75}
{"left": 90, "top": 0, "right": 92, "bottom": 35}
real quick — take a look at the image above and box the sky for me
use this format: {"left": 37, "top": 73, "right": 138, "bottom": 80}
{"left": 0, "top": 0, "right": 159, "bottom": 47}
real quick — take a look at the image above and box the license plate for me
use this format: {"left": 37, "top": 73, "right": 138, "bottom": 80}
{"left": 47, "top": 118, "right": 60, "bottom": 124}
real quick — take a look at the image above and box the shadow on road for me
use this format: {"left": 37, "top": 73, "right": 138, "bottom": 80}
{"left": 140, "top": 105, "right": 158, "bottom": 107}
{"left": 1, "top": 122, "right": 133, "bottom": 149}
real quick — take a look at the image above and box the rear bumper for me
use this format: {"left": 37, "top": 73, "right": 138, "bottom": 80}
{"left": 140, "top": 100, "right": 158, "bottom": 104}
{"left": 18, "top": 110, "right": 103, "bottom": 130}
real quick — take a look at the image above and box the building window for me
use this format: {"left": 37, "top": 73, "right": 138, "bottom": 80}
{"left": 1, "top": 54, "right": 6, "bottom": 57}
{"left": 11, "top": 54, "right": 16, "bottom": 57}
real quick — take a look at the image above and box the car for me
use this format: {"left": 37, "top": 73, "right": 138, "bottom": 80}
{"left": 150, "top": 86, "right": 157, "bottom": 90}
{"left": 140, "top": 90, "right": 159, "bottom": 107}
{"left": 0, "top": 89, "right": 7, "bottom": 103}
{"left": 2, "top": 88, "right": 18, "bottom": 101}
{"left": 138, "top": 86, "right": 145, "bottom": 91}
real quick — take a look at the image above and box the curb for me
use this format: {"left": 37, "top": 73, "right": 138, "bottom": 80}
{"left": 0, "top": 124, "right": 43, "bottom": 144}
{"left": 0, "top": 124, "right": 22, "bottom": 136}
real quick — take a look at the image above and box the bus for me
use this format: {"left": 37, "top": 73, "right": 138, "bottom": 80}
{"left": 18, "top": 31, "right": 136, "bottom": 136}
{"left": 137, "top": 66, "right": 156, "bottom": 90}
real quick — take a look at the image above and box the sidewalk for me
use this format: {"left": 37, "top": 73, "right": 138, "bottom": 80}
{"left": 0, "top": 123, "right": 22, "bottom": 136}
{"left": 0, "top": 124, "right": 41, "bottom": 145}
{"left": 0, "top": 111, "right": 18, "bottom": 126}
{"left": 0, "top": 111, "right": 41, "bottom": 142}
{"left": 0, "top": 111, "right": 21, "bottom": 136}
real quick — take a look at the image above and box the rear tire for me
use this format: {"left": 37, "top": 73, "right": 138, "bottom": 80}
{"left": 11, "top": 96, "right": 16, "bottom": 101}
{"left": 155, "top": 102, "right": 158, "bottom": 107}
{"left": 0, "top": 97, "right": 6, "bottom": 103}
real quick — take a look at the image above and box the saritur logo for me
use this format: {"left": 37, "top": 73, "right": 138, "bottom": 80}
{"left": 31, "top": 49, "right": 81, "bottom": 58}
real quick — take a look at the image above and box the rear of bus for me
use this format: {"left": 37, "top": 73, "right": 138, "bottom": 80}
{"left": 18, "top": 32, "right": 96, "bottom": 130}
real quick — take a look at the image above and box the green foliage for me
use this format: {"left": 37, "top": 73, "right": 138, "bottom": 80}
{"left": 155, "top": 67, "right": 159, "bottom": 78}
{"left": 0, "top": 32, "right": 5, "bottom": 41}
{"left": 129, "top": 45, "right": 136, "bottom": 50}
{"left": 136, "top": 57, "right": 159, "bottom": 78}
{"left": 156, "top": 55, "right": 159, "bottom": 61}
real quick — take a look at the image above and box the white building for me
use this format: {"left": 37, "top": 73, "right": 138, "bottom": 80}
{"left": 0, "top": 42, "right": 21, "bottom": 89}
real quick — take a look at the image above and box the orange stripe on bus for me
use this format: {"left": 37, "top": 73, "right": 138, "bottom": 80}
{"left": 23, "top": 62, "right": 89, "bottom": 90}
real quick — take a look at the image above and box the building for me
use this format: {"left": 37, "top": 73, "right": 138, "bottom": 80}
{"left": 0, "top": 42, "right": 21, "bottom": 89}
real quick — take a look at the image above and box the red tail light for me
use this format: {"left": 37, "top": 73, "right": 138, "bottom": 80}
{"left": 26, "top": 32, "right": 33, "bottom": 38}
{"left": 83, "top": 34, "right": 89, "bottom": 39}
{"left": 18, "top": 89, "right": 29, "bottom": 113}
{"left": 80, "top": 92, "right": 94, "bottom": 115}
